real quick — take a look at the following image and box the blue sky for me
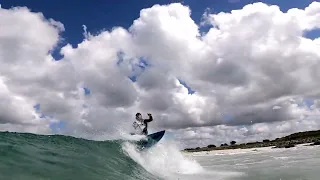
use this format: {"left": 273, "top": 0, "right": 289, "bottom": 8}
{"left": 2, "top": 0, "right": 319, "bottom": 133}
{"left": 1, "top": 0, "right": 319, "bottom": 46}
{"left": 1, "top": 0, "right": 318, "bottom": 61}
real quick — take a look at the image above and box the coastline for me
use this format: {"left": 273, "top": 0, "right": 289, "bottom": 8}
{"left": 183, "top": 130, "right": 320, "bottom": 153}
{"left": 184, "top": 143, "right": 314, "bottom": 156}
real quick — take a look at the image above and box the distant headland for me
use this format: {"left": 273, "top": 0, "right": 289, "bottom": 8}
{"left": 183, "top": 129, "right": 320, "bottom": 152}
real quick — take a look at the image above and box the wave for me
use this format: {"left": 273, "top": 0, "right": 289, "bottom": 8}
{"left": 0, "top": 131, "right": 226, "bottom": 180}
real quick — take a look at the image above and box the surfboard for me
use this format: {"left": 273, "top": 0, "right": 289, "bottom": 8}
{"left": 135, "top": 130, "right": 165, "bottom": 149}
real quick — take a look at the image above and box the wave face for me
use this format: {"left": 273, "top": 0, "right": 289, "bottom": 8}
{"left": 0, "top": 131, "right": 209, "bottom": 180}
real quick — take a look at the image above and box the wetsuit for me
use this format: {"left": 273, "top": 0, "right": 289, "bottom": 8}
{"left": 133, "top": 115, "right": 153, "bottom": 135}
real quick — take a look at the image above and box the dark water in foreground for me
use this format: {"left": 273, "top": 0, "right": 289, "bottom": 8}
{"left": 1, "top": 131, "right": 319, "bottom": 180}
{"left": 0, "top": 132, "right": 158, "bottom": 180}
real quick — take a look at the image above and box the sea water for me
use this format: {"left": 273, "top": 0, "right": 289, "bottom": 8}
{"left": 0, "top": 131, "right": 319, "bottom": 180}
{"left": 188, "top": 144, "right": 320, "bottom": 180}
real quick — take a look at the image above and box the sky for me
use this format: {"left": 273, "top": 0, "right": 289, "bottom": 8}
{"left": 0, "top": 0, "right": 320, "bottom": 148}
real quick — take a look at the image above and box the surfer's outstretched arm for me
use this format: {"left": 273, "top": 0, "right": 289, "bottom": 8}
{"left": 144, "top": 114, "right": 153, "bottom": 123}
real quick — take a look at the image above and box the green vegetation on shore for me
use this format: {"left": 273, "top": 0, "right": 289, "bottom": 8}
{"left": 183, "top": 129, "right": 320, "bottom": 152}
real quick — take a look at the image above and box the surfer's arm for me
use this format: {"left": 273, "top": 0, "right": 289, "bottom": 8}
{"left": 144, "top": 114, "right": 153, "bottom": 123}
{"left": 133, "top": 121, "right": 139, "bottom": 129}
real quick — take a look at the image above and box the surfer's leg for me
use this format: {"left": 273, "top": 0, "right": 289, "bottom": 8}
{"left": 142, "top": 128, "right": 148, "bottom": 135}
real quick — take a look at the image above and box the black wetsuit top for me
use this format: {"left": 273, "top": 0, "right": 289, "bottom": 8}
{"left": 141, "top": 115, "right": 153, "bottom": 135}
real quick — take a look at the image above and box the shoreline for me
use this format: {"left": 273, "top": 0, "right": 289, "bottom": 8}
{"left": 184, "top": 143, "right": 314, "bottom": 154}
{"left": 183, "top": 130, "right": 320, "bottom": 153}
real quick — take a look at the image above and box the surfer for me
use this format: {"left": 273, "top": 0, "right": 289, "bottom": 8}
{"left": 132, "top": 113, "right": 153, "bottom": 135}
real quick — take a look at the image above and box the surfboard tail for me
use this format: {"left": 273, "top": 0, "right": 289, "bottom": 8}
{"left": 136, "top": 130, "right": 166, "bottom": 149}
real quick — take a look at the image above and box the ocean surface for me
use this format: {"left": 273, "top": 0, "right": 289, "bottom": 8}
{"left": 0, "top": 131, "right": 319, "bottom": 180}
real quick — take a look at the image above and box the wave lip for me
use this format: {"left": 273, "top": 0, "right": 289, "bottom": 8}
{"left": 122, "top": 139, "right": 244, "bottom": 180}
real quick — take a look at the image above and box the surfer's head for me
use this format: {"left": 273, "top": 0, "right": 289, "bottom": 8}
{"left": 135, "top": 112, "right": 142, "bottom": 120}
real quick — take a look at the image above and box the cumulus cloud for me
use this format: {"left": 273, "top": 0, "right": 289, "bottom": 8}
{"left": 0, "top": 2, "right": 320, "bottom": 147}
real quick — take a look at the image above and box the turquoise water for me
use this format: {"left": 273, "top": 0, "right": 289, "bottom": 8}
{"left": 0, "top": 131, "right": 319, "bottom": 180}
{"left": 0, "top": 132, "right": 158, "bottom": 180}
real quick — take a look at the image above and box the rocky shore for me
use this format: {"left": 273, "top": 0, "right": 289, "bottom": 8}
{"left": 183, "top": 129, "right": 320, "bottom": 152}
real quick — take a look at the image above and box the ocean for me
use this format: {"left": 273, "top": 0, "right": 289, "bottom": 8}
{"left": 0, "top": 132, "right": 319, "bottom": 180}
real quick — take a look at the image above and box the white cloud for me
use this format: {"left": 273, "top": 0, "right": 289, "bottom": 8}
{"left": 0, "top": 2, "right": 320, "bottom": 147}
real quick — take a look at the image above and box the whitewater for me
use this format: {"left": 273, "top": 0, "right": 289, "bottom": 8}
{"left": 0, "top": 132, "right": 319, "bottom": 180}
